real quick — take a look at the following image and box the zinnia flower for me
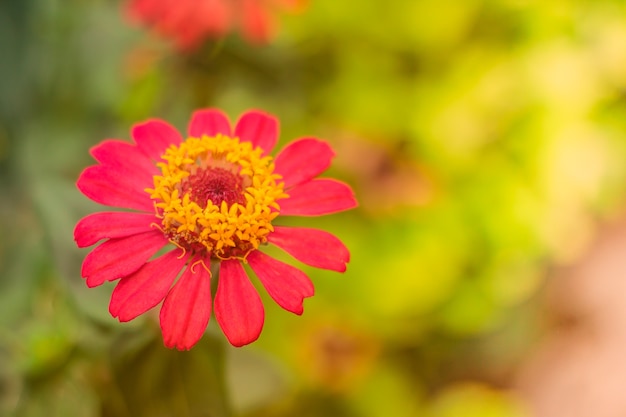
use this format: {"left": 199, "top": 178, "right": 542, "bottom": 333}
{"left": 74, "top": 109, "right": 357, "bottom": 350}
{"left": 126, "top": 0, "right": 302, "bottom": 51}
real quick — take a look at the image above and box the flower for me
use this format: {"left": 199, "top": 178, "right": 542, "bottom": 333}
{"left": 74, "top": 109, "right": 357, "bottom": 350}
{"left": 125, "top": 0, "right": 303, "bottom": 51}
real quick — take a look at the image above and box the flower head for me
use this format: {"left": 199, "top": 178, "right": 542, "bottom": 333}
{"left": 75, "top": 109, "right": 357, "bottom": 349}
{"left": 126, "top": 0, "right": 303, "bottom": 51}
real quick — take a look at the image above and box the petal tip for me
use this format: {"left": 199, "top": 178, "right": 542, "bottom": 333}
{"left": 188, "top": 108, "right": 232, "bottom": 138}
{"left": 228, "top": 332, "right": 262, "bottom": 347}
{"left": 234, "top": 110, "right": 279, "bottom": 154}
{"left": 85, "top": 277, "right": 103, "bottom": 288}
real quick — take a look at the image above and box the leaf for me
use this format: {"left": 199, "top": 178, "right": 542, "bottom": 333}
{"left": 103, "top": 329, "right": 232, "bottom": 417}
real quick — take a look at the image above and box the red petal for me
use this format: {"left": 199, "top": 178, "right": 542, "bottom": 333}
{"left": 109, "top": 249, "right": 187, "bottom": 322}
{"left": 74, "top": 212, "right": 156, "bottom": 248}
{"left": 90, "top": 139, "right": 159, "bottom": 178}
{"left": 234, "top": 111, "right": 278, "bottom": 154}
{"left": 214, "top": 259, "right": 264, "bottom": 347}
{"left": 188, "top": 108, "right": 232, "bottom": 138}
{"left": 160, "top": 259, "right": 212, "bottom": 350}
{"left": 81, "top": 230, "right": 169, "bottom": 288}
{"left": 76, "top": 165, "right": 154, "bottom": 212}
{"left": 247, "top": 251, "right": 314, "bottom": 315}
{"left": 274, "top": 138, "right": 335, "bottom": 188}
{"left": 240, "top": 0, "right": 275, "bottom": 43}
{"left": 131, "top": 119, "right": 182, "bottom": 161}
{"left": 278, "top": 178, "right": 358, "bottom": 216}
{"left": 268, "top": 226, "right": 349, "bottom": 272}
{"left": 195, "top": 0, "right": 232, "bottom": 34}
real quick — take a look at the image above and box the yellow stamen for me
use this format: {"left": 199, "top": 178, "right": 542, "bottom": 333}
{"left": 146, "top": 134, "right": 288, "bottom": 260}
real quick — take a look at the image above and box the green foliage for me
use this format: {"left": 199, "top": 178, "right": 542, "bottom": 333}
{"left": 2, "top": 0, "right": 626, "bottom": 415}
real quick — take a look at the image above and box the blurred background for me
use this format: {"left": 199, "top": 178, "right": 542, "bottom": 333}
{"left": 3, "top": 0, "right": 626, "bottom": 416}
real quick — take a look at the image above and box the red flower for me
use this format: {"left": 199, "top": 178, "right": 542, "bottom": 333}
{"left": 126, "top": 0, "right": 303, "bottom": 51}
{"left": 75, "top": 109, "right": 357, "bottom": 350}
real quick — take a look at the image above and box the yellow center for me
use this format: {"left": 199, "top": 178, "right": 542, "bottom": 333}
{"left": 146, "top": 134, "right": 287, "bottom": 260}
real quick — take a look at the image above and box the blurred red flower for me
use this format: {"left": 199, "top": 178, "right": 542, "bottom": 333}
{"left": 74, "top": 109, "right": 357, "bottom": 349}
{"left": 126, "top": 0, "right": 304, "bottom": 50}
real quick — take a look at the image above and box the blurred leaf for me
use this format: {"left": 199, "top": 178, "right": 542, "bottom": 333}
{"left": 0, "top": 351, "right": 22, "bottom": 416}
{"left": 438, "top": 279, "right": 500, "bottom": 336}
{"left": 426, "top": 383, "right": 529, "bottom": 417}
{"left": 225, "top": 347, "right": 289, "bottom": 414}
{"left": 13, "top": 369, "right": 99, "bottom": 417}
{"left": 349, "top": 362, "right": 423, "bottom": 417}
{"left": 103, "top": 330, "right": 231, "bottom": 417}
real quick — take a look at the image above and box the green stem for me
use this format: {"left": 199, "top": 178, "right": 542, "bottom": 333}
{"left": 210, "top": 260, "right": 220, "bottom": 296}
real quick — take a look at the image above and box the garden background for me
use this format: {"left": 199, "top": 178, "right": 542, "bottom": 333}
{"left": 3, "top": 0, "right": 626, "bottom": 416}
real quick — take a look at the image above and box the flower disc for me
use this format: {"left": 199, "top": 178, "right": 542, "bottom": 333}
{"left": 147, "top": 134, "right": 287, "bottom": 260}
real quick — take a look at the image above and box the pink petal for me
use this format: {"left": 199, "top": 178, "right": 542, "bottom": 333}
{"left": 131, "top": 119, "right": 182, "bottom": 161}
{"left": 268, "top": 226, "right": 349, "bottom": 272}
{"left": 247, "top": 251, "right": 314, "bottom": 315}
{"left": 75, "top": 212, "right": 156, "bottom": 248}
{"left": 109, "top": 249, "right": 187, "bottom": 322}
{"left": 234, "top": 110, "right": 278, "bottom": 154}
{"left": 278, "top": 178, "right": 358, "bottom": 216}
{"left": 76, "top": 165, "right": 154, "bottom": 212}
{"left": 159, "top": 259, "right": 212, "bottom": 350}
{"left": 214, "top": 259, "right": 264, "bottom": 347}
{"left": 188, "top": 108, "right": 232, "bottom": 138}
{"left": 81, "top": 230, "right": 169, "bottom": 288}
{"left": 90, "top": 139, "right": 159, "bottom": 178}
{"left": 274, "top": 138, "right": 335, "bottom": 189}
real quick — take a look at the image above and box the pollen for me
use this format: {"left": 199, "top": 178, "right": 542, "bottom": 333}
{"left": 146, "top": 134, "right": 288, "bottom": 260}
